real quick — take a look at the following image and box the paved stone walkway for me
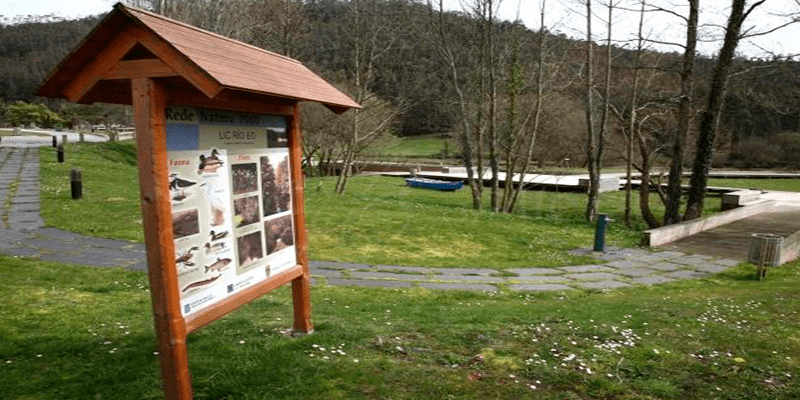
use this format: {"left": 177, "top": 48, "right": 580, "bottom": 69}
{"left": 661, "top": 204, "right": 800, "bottom": 260}
{"left": 0, "top": 147, "right": 743, "bottom": 291}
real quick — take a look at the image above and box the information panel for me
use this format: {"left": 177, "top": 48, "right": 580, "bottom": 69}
{"left": 165, "top": 107, "right": 296, "bottom": 316}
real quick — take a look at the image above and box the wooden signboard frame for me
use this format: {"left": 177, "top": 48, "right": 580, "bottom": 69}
{"left": 134, "top": 79, "right": 312, "bottom": 398}
{"left": 37, "top": 4, "right": 358, "bottom": 399}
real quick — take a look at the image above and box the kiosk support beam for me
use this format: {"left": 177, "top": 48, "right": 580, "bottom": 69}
{"left": 288, "top": 104, "right": 313, "bottom": 335}
{"left": 132, "top": 77, "right": 193, "bottom": 399}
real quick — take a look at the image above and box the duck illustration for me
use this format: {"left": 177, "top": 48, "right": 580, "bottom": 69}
{"left": 207, "top": 149, "right": 222, "bottom": 163}
{"left": 198, "top": 152, "right": 224, "bottom": 171}
{"left": 204, "top": 242, "right": 225, "bottom": 253}
{"left": 209, "top": 230, "right": 229, "bottom": 241}
{"left": 175, "top": 246, "right": 200, "bottom": 266}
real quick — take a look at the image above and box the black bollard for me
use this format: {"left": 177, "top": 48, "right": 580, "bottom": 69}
{"left": 57, "top": 144, "right": 64, "bottom": 163}
{"left": 71, "top": 169, "right": 82, "bottom": 199}
{"left": 593, "top": 214, "right": 610, "bottom": 252}
{"left": 52, "top": 135, "right": 57, "bottom": 147}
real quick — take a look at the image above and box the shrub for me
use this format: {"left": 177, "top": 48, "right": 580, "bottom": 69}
{"left": 727, "top": 138, "right": 782, "bottom": 168}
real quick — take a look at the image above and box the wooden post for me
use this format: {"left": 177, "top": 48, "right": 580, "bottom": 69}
{"left": 57, "top": 144, "right": 65, "bottom": 163}
{"left": 79, "top": 132, "right": 85, "bottom": 143}
{"left": 70, "top": 169, "right": 82, "bottom": 199}
{"left": 288, "top": 104, "right": 313, "bottom": 335}
{"left": 132, "top": 77, "right": 193, "bottom": 400}
{"left": 62, "top": 134, "right": 67, "bottom": 145}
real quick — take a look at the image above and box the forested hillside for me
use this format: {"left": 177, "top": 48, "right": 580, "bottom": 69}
{"left": 1, "top": 0, "right": 798, "bottom": 157}
{"left": 0, "top": 15, "right": 101, "bottom": 104}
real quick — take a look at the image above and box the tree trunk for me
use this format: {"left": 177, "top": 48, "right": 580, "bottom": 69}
{"left": 584, "top": 0, "right": 597, "bottom": 222}
{"left": 664, "top": 0, "right": 698, "bottom": 225}
{"left": 508, "top": 1, "right": 547, "bottom": 214}
{"left": 487, "top": 0, "right": 500, "bottom": 212}
{"left": 595, "top": 1, "right": 613, "bottom": 219}
{"left": 685, "top": 0, "right": 750, "bottom": 220}
{"left": 434, "top": 0, "right": 481, "bottom": 209}
{"left": 625, "top": 0, "right": 646, "bottom": 229}
{"left": 636, "top": 124, "right": 660, "bottom": 229}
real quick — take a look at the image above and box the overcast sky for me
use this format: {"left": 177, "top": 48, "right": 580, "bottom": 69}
{"left": 1, "top": 0, "right": 798, "bottom": 57}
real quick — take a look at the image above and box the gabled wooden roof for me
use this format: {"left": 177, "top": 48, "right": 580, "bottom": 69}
{"left": 37, "top": 2, "right": 359, "bottom": 114}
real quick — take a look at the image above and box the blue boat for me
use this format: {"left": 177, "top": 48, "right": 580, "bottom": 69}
{"left": 405, "top": 177, "right": 464, "bottom": 191}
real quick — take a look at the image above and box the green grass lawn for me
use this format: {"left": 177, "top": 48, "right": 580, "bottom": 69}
{"left": 366, "top": 135, "right": 451, "bottom": 157}
{"left": 39, "top": 142, "right": 144, "bottom": 242}
{"left": 1, "top": 255, "right": 798, "bottom": 399}
{"left": 708, "top": 178, "right": 800, "bottom": 192}
{"left": 39, "top": 142, "right": 719, "bottom": 268}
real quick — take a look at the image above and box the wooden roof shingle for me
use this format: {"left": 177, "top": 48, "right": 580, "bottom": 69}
{"left": 37, "top": 2, "right": 359, "bottom": 113}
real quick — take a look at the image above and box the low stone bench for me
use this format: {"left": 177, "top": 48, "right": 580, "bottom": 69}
{"left": 721, "top": 189, "right": 762, "bottom": 211}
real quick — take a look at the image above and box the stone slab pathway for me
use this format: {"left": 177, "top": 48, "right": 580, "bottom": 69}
{"left": 0, "top": 147, "right": 744, "bottom": 291}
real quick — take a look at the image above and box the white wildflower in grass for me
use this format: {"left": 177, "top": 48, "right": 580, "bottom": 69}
{"left": 239, "top": 340, "right": 245, "bottom": 344}
{"left": 36, "top": 354, "right": 42, "bottom": 358}
{"left": 153, "top": 352, "right": 159, "bottom": 355}
{"left": 5, "top": 360, "right": 11, "bottom": 364}
{"left": 353, "top": 359, "right": 359, "bottom": 363}
{"left": 653, "top": 349, "right": 660, "bottom": 355}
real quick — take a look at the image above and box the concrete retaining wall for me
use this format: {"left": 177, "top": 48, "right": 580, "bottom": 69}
{"left": 643, "top": 200, "right": 777, "bottom": 247}
{"left": 781, "top": 230, "right": 800, "bottom": 264}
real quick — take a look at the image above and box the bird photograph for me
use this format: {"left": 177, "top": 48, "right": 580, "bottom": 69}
{"left": 169, "top": 173, "right": 197, "bottom": 191}
{"left": 175, "top": 246, "right": 200, "bottom": 267}
{"left": 209, "top": 230, "right": 229, "bottom": 241}
{"left": 198, "top": 149, "right": 224, "bottom": 174}
{"left": 169, "top": 174, "right": 206, "bottom": 202}
{"left": 204, "top": 241, "right": 225, "bottom": 254}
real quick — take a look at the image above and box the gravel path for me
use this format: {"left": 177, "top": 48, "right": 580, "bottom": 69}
{"left": 0, "top": 147, "right": 742, "bottom": 291}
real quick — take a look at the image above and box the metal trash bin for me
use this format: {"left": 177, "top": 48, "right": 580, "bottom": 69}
{"left": 748, "top": 233, "right": 783, "bottom": 267}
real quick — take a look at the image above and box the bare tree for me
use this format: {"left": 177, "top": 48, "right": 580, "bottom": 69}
{"left": 623, "top": 0, "right": 647, "bottom": 228}
{"left": 335, "top": 0, "right": 397, "bottom": 195}
{"left": 663, "top": 0, "right": 698, "bottom": 225}
{"left": 502, "top": 0, "right": 549, "bottom": 213}
{"left": 250, "top": 0, "right": 307, "bottom": 58}
{"left": 684, "top": 0, "right": 761, "bottom": 219}
{"left": 583, "top": 0, "right": 615, "bottom": 222}
{"left": 583, "top": 0, "right": 598, "bottom": 222}
{"left": 486, "top": 0, "right": 500, "bottom": 211}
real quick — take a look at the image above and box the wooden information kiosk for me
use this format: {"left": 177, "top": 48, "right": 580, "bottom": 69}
{"left": 37, "top": 3, "right": 359, "bottom": 399}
